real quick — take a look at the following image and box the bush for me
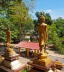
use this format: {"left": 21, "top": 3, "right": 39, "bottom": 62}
{"left": 48, "top": 24, "right": 64, "bottom": 54}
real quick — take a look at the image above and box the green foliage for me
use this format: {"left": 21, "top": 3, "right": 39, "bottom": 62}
{"left": 21, "top": 68, "right": 28, "bottom": 72}
{"left": 0, "top": 0, "right": 34, "bottom": 42}
{"left": 8, "top": 1, "right": 34, "bottom": 33}
{"left": 54, "top": 17, "right": 64, "bottom": 37}
{"left": 33, "top": 20, "right": 38, "bottom": 32}
{"left": 0, "top": 18, "right": 11, "bottom": 42}
{"left": 35, "top": 12, "right": 43, "bottom": 18}
{"left": 24, "top": 16, "right": 34, "bottom": 32}
{"left": 0, "top": 17, "right": 19, "bottom": 42}
{"left": 0, "top": 17, "right": 12, "bottom": 29}
{"left": 45, "top": 13, "right": 52, "bottom": 25}
{"left": 35, "top": 11, "right": 52, "bottom": 25}
{"left": 48, "top": 24, "right": 64, "bottom": 54}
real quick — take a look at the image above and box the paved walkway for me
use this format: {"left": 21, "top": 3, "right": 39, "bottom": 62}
{"left": 47, "top": 50, "right": 64, "bottom": 59}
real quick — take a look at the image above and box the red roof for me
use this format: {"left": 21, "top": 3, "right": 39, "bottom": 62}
{"left": 15, "top": 41, "right": 39, "bottom": 50}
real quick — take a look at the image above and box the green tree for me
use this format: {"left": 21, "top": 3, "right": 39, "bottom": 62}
{"left": 0, "top": 0, "right": 34, "bottom": 41}
{"left": 54, "top": 17, "right": 64, "bottom": 37}
{"left": 48, "top": 24, "right": 64, "bottom": 54}
{"left": 45, "top": 13, "right": 52, "bottom": 25}
{"left": 35, "top": 11, "right": 52, "bottom": 25}
{"left": 8, "top": 1, "right": 34, "bottom": 40}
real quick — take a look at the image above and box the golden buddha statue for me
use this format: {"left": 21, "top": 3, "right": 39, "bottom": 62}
{"left": 33, "top": 14, "right": 52, "bottom": 67}
{"left": 38, "top": 14, "right": 48, "bottom": 52}
{"left": 28, "top": 14, "right": 64, "bottom": 71}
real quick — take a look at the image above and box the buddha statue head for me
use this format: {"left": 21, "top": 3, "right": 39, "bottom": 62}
{"left": 39, "top": 15, "right": 45, "bottom": 23}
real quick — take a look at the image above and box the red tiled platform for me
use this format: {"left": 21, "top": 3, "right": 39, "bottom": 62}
{"left": 15, "top": 41, "right": 39, "bottom": 50}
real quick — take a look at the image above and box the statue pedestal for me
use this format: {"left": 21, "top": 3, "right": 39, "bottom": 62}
{"left": 3, "top": 54, "right": 21, "bottom": 70}
{"left": 0, "top": 48, "right": 28, "bottom": 72}
{"left": 0, "top": 64, "right": 27, "bottom": 72}
{"left": 28, "top": 52, "right": 54, "bottom": 72}
{"left": 0, "top": 54, "right": 28, "bottom": 72}
{"left": 33, "top": 57, "right": 52, "bottom": 67}
{"left": 34, "top": 52, "right": 52, "bottom": 66}
{"left": 28, "top": 61, "right": 54, "bottom": 72}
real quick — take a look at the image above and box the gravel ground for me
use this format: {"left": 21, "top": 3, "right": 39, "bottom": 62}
{"left": 47, "top": 50, "right": 64, "bottom": 72}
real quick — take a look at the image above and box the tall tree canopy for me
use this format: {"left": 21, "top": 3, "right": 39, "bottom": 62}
{"left": 0, "top": 0, "right": 34, "bottom": 42}
{"left": 54, "top": 17, "right": 64, "bottom": 37}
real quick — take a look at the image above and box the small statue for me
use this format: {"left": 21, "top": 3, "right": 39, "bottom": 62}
{"left": 38, "top": 14, "right": 48, "bottom": 52}
{"left": 5, "top": 27, "right": 16, "bottom": 56}
{"left": 5, "top": 27, "right": 11, "bottom": 48}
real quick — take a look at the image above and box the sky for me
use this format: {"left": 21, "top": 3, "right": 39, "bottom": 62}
{"left": 31, "top": 0, "right": 64, "bottom": 19}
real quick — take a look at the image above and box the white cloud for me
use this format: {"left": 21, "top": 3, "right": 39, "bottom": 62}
{"left": 44, "top": 9, "right": 64, "bottom": 19}
{"left": 30, "top": 9, "right": 64, "bottom": 20}
{"left": 45, "top": 9, "right": 53, "bottom": 13}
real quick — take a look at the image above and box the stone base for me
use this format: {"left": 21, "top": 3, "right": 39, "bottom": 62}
{"left": 33, "top": 55, "right": 52, "bottom": 67}
{"left": 28, "top": 61, "right": 54, "bottom": 72}
{"left": 0, "top": 65, "right": 27, "bottom": 72}
{"left": 3, "top": 59, "right": 25, "bottom": 70}
{"left": 0, "top": 57, "right": 29, "bottom": 72}
{"left": 4, "top": 54, "right": 19, "bottom": 61}
{"left": 28, "top": 68, "right": 54, "bottom": 72}
{"left": 36, "top": 57, "right": 52, "bottom": 66}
